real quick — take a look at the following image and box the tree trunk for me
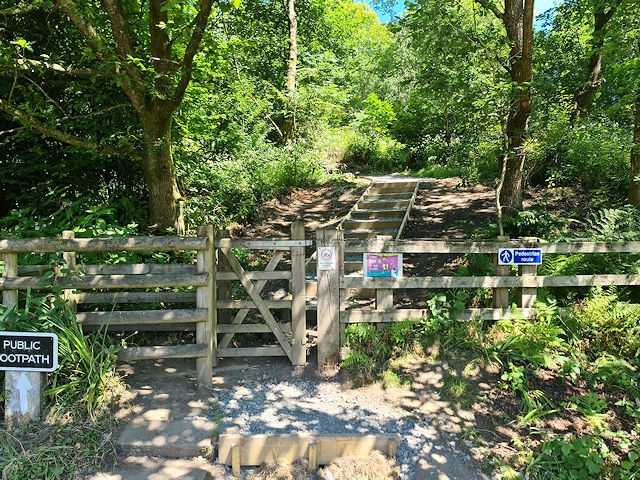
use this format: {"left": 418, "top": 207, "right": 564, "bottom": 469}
{"left": 628, "top": 91, "right": 640, "bottom": 207}
{"left": 498, "top": 0, "right": 534, "bottom": 215}
{"left": 573, "top": 0, "right": 620, "bottom": 120}
{"left": 283, "top": 0, "right": 298, "bottom": 143}
{"left": 140, "top": 112, "right": 185, "bottom": 235}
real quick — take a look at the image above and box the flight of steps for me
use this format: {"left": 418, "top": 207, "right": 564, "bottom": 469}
{"left": 306, "top": 177, "right": 421, "bottom": 298}
{"left": 338, "top": 178, "right": 420, "bottom": 241}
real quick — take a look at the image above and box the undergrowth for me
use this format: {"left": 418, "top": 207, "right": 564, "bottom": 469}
{"left": 0, "top": 290, "right": 126, "bottom": 478}
{"left": 341, "top": 289, "right": 640, "bottom": 479}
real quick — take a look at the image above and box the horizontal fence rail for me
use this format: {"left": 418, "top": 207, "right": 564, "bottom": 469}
{"left": 1, "top": 228, "right": 215, "bottom": 388}
{"left": 315, "top": 231, "right": 640, "bottom": 368}
{"left": 3, "top": 225, "right": 640, "bottom": 378}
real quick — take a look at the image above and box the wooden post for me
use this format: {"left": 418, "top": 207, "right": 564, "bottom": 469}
{"left": 291, "top": 221, "right": 306, "bottom": 366}
{"left": 519, "top": 237, "right": 538, "bottom": 309}
{"left": 62, "top": 230, "right": 77, "bottom": 311}
{"left": 493, "top": 236, "right": 510, "bottom": 309}
{"left": 388, "top": 436, "right": 399, "bottom": 458}
{"left": 231, "top": 444, "right": 241, "bottom": 477}
{"left": 308, "top": 440, "right": 317, "bottom": 470}
{"left": 216, "top": 229, "right": 231, "bottom": 326}
{"left": 196, "top": 225, "right": 216, "bottom": 387}
{"left": 316, "top": 229, "right": 343, "bottom": 369}
{"left": 2, "top": 251, "right": 18, "bottom": 307}
{"left": 2, "top": 251, "right": 45, "bottom": 428}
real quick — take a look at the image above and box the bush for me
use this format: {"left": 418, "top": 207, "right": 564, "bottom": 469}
{"left": 571, "top": 287, "right": 640, "bottom": 360}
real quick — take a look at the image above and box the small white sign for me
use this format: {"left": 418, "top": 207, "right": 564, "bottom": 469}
{"left": 317, "top": 247, "right": 336, "bottom": 271}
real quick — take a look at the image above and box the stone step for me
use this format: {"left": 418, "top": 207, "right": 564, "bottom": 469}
{"left": 350, "top": 208, "right": 407, "bottom": 219}
{"left": 117, "top": 417, "right": 216, "bottom": 458}
{"left": 88, "top": 457, "right": 215, "bottom": 480}
{"left": 341, "top": 218, "right": 403, "bottom": 230}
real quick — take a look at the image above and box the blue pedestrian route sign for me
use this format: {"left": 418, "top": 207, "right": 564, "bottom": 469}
{"left": 498, "top": 248, "right": 542, "bottom": 266}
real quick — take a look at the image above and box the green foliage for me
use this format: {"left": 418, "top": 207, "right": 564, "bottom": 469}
{"left": 441, "top": 374, "right": 477, "bottom": 408}
{"left": 529, "top": 435, "right": 610, "bottom": 479}
{"left": 342, "top": 127, "right": 408, "bottom": 174}
{"left": 504, "top": 208, "right": 570, "bottom": 238}
{"left": 0, "top": 414, "right": 118, "bottom": 480}
{"left": 487, "top": 302, "right": 568, "bottom": 368}
{"left": 583, "top": 207, "right": 640, "bottom": 241}
{"left": 0, "top": 291, "right": 124, "bottom": 419}
{"left": 571, "top": 287, "right": 640, "bottom": 360}
{"left": 0, "top": 185, "right": 144, "bottom": 238}
{"left": 530, "top": 116, "right": 632, "bottom": 206}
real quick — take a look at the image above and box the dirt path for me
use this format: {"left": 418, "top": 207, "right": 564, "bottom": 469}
{"left": 108, "top": 178, "right": 501, "bottom": 480}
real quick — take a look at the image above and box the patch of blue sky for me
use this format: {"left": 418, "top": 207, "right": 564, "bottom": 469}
{"left": 365, "top": 0, "right": 560, "bottom": 25}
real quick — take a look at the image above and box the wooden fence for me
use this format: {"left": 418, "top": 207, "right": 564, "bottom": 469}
{"left": 315, "top": 230, "right": 640, "bottom": 367}
{"left": 0, "top": 222, "right": 311, "bottom": 387}
{"left": 1, "top": 227, "right": 215, "bottom": 387}
{"left": 3, "top": 225, "right": 640, "bottom": 383}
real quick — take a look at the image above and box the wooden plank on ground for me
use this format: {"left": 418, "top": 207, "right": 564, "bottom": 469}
{"left": 218, "top": 433, "right": 402, "bottom": 467}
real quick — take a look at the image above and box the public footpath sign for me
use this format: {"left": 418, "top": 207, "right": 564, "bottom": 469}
{"left": 498, "top": 248, "right": 543, "bottom": 266}
{"left": 0, "top": 331, "right": 58, "bottom": 372}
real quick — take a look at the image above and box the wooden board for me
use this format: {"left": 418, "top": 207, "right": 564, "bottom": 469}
{"left": 218, "top": 433, "right": 401, "bottom": 467}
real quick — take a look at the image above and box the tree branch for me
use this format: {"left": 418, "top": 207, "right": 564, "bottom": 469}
{"left": 55, "top": 0, "right": 109, "bottom": 62}
{"left": 474, "top": 0, "right": 504, "bottom": 21}
{"left": 9, "top": 58, "right": 116, "bottom": 78}
{"left": 100, "top": 0, "right": 134, "bottom": 59}
{"left": 0, "top": 98, "right": 139, "bottom": 159}
{"left": 0, "top": 2, "right": 47, "bottom": 15}
{"left": 171, "top": 0, "right": 215, "bottom": 108}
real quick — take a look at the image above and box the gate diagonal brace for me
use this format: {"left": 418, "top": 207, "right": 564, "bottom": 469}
{"left": 218, "top": 250, "right": 284, "bottom": 349}
{"left": 220, "top": 248, "right": 293, "bottom": 360}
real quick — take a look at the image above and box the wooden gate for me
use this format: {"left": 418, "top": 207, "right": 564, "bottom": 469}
{"left": 214, "top": 221, "right": 309, "bottom": 365}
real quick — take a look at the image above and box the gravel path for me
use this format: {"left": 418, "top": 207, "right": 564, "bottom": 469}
{"left": 215, "top": 363, "right": 487, "bottom": 480}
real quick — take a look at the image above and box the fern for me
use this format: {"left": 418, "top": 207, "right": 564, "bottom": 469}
{"left": 585, "top": 207, "right": 640, "bottom": 241}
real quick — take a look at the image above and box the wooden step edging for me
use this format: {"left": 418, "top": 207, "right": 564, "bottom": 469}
{"left": 218, "top": 432, "right": 401, "bottom": 476}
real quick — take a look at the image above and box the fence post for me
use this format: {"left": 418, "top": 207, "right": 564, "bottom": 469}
{"left": 375, "top": 235, "right": 393, "bottom": 319}
{"left": 493, "top": 236, "right": 510, "bottom": 309}
{"left": 197, "top": 225, "right": 216, "bottom": 387}
{"left": 2, "top": 251, "right": 18, "bottom": 307}
{"left": 316, "top": 228, "right": 342, "bottom": 370}
{"left": 291, "top": 220, "right": 306, "bottom": 366}
{"left": 62, "top": 230, "right": 77, "bottom": 311}
{"left": 217, "top": 229, "right": 231, "bottom": 326}
{"left": 2, "top": 250, "right": 45, "bottom": 428}
{"left": 519, "top": 237, "right": 538, "bottom": 310}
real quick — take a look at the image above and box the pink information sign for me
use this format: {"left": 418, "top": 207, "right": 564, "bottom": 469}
{"left": 363, "top": 253, "right": 403, "bottom": 277}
